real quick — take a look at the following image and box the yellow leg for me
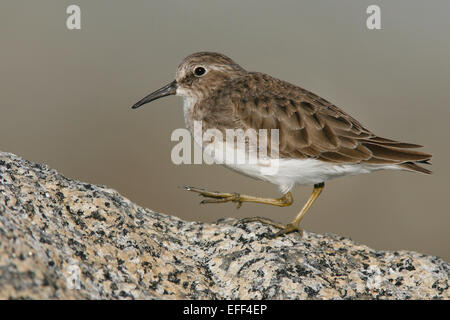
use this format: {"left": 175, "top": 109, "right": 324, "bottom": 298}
{"left": 183, "top": 185, "right": 293, "bottom": 209}
{"left": 183, "top": 183, "right": 324, "bottom": 238}
{"left": 273, "top": 182, "right": 325, "bottom": 237}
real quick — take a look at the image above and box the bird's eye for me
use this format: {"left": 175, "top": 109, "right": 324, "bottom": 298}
{"left": 194, "top": 66, "right": 206, "bottom": 77}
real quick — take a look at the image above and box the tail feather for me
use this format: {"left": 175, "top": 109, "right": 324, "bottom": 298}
{"left": 398, "top": 161, "right": 432, "bottom": 174}
{"left": 362, "top": 142, "right": 432, "bottom": 162}
{"left": 361, "top": 137, "right": 432, "bottom": 174}
{"left": 368, "top": 136, "right": 423, "bottom": 149}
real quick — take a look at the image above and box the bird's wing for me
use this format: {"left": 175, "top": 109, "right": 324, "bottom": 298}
{"left": 230, "top": 72, "right": 432, "bottom": 166}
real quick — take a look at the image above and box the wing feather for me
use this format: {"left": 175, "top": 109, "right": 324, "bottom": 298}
{"left": 229, "top": 72, "right": 431, "bottom": 170}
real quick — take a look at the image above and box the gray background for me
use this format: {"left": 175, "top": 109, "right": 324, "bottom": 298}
{"left": 1, "top": 1, "right": 449, "bottom": 260}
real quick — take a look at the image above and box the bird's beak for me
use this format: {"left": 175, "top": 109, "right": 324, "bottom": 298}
{"left": 132, "top": 80, "right": 178, "bottom": 109}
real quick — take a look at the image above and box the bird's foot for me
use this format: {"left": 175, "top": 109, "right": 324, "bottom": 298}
{"left": 235, "top": 217, "right": 303, "bottom": 238}
{"left": 272, "top": 223, "right": 303, "bottom": 238}
{"left": 235, "top": 216, "right": 285, "bottom": 229}
{"left": 182, "top": 185, "right": 244, "bottom": 208}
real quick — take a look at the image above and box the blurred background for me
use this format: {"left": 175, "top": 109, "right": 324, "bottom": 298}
{"left": 1, "top": 1, "right": 449, "bottom": 260}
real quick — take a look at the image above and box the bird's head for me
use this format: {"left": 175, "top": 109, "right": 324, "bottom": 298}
{"left": 132, "top": 52, "right": 245, "bottom": 109}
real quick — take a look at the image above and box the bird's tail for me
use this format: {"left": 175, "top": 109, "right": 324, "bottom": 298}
{"left": 397, "top": 159, "right": 432, "bottom": 174}
{"left": 361, "top": 137, "right": 432, "bottom": 174}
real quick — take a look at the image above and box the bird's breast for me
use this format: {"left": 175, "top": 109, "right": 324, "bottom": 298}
{"left": 182, "top": 95, "right": 198, "bottom": 132}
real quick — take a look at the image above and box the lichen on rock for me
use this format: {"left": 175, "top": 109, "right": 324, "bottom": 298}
{"left": 0, "top": 151, "right": 448, "bottom": 299}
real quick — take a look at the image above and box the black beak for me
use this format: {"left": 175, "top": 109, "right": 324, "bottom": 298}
{"left": 132, "top": 80, "right": 178, "bottom": 109}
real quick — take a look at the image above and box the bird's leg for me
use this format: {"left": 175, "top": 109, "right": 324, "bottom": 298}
{"left": 182, "top": 186, "right": 293, "bottom": 209}
{"left": 272, "top": 182, "right": 325, "bottom": 237}
{"left": 183, "top": 183, "right": 324, "bottom": 238}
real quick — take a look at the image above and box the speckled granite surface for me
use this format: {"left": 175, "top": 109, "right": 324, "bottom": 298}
{"left": 0, "top": 151, "right": 448, "bottom": 299}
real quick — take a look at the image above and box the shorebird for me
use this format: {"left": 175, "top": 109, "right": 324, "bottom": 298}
{"left": 132, "top": 52, "right": 432, "bottom": 237}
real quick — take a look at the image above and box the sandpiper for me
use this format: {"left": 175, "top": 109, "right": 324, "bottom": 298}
{"left": 132, "top": 52, "right": 432, "bottom": 237}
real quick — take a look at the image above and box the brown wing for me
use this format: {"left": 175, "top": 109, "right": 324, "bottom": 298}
{"left": 230, "top": 72, "right": 432, "bottom": 172}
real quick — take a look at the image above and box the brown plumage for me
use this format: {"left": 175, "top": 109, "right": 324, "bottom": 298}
{"left": 133, "top": 51, "right": 432, "bottom": 175}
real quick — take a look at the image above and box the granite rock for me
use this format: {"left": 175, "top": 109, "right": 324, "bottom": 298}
{"left": 0, "top": 151, "right": 448, "bottom": 299}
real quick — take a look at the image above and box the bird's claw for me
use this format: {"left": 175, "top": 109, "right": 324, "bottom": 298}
{"left": 182, "top": 185, "right": 243, "bottom": 207}
{"left": 272, "top": 223, "right": 303, "bottom": 238}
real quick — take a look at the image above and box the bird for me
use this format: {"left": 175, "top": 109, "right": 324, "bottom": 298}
{"left": 132, "top": 51, "right": 432, "bottom": 237}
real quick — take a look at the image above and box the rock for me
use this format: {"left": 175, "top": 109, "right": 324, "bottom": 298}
{"left": 0, "top": 151, "right": 448, "bottom": 300}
